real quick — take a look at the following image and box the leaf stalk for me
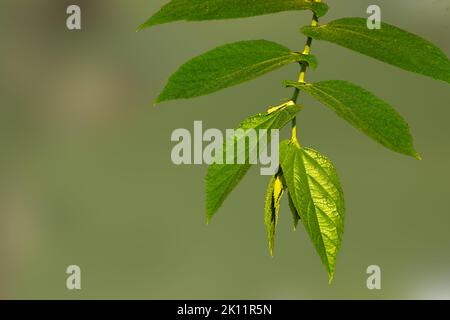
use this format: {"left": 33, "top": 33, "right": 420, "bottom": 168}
{"left": 291, "top": 11, "right": 320, "bottom": 143}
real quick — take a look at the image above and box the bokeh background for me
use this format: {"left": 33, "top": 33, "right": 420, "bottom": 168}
{"left": 0, "top": 0, "right": 449, "bottom": 299}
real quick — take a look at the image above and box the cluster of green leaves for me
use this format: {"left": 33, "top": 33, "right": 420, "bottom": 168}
{"left": 140, "top": 0, "right": 450, "bottom": 282}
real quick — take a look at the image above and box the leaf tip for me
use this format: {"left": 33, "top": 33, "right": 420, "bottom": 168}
{"left": 135, "top": 24, "right": 144, "bottom": 33}
{"left": 206, "top": 206, "right": 216, "bottom": 225}
{"left": 327, "top": 269, "right": 335, "bottom": 284}
{"left": 136, "top": 17, "right": 159, "bottom": 32}
{"left": 407, "top": 148, "right": 422, "bottom": 160}
{"left": 154, "top": 92, "right": 168, "bottom": 104}
{"left": 152, "top": 97, "right": 161, "bottom": 106}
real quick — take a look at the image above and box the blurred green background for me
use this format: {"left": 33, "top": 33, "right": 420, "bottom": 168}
{"left": 0, "top": 0, "right": 449, "bottom": 299}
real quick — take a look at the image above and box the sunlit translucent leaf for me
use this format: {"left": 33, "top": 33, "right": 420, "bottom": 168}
{"left": 285, "top": 80, "right": 420, "bottom": 158}
{"left": 301, "top": 18, "right": 450, "bottom": 83}
{"left": 206, "top": 102, "right": 301, "bottom": 222}
{"left": 157, "top": 40, "right": 317, "bottom": 103}
{"left": 264, "top": 174, "right": 285, "bottom": 256}
{"left": 139, "top": 0, "right": 329, "bottom": 30}
{"left": 280, "top": 140, "right": 344, "bottom": 282}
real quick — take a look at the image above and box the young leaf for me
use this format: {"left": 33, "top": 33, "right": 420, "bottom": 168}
{"left": 206, "top": 102, "right": 302, "bottom": 222}
{"left": 301, "top": 18, "right": 450, "bottom": 84}
{"left": 157, "top": 40, "right": 317, "bottom": 103}
{"left": 139, "top": 0, "right": 329, "bottom": 30}
{"left": 285, "top": 80, "right": 420, "bottom": 158}
{"left": 279, "top": 140, "right": 345, "bottom": 282}
{"left": 279, "top": 173, "right": 301, "bottom": 230}
{"left": 264, "top": 174, "right": 285, "bottom": 256}
{"left": 287, "top": 192, "right": 300, "bottom": 230}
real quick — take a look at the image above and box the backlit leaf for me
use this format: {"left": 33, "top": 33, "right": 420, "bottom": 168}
{"left": 264, "top": 173, "right": 285, "bottom": 256}
{"left": 285, "top": 80, "right": 420, "bottom": 158}
{"left": 206, "top": 102, "right": 301, "bottom": 222}
{"left": 139, "top": 0, "right": 329, "bottom": 30}
{"left": 287, "top": 192, "right": 300, "bottom": 230}
{"left": 280, "top": 140, "right": 345, "bottom": 282}
{"left": 157, "top": 40, "right": 317, "bottom": 103}
{"left": 301, "top": 18, "right": 450, "bottom": 83}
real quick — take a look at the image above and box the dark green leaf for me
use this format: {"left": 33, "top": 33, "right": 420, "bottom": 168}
{"left": 264, "top": 174, "right": 285, "bottom": 256}
{"left": 301, "top": 18, "right": 450, "bottom": 83}
{"left": 139, "top": 0, "right": 329, "bottom": 30}
{"left": 285, "top": 80, "right": 420, "bottom": 158}
{"left": 206, "top": 102, "right": 301, "bottom": 222}
{"left": 280, "top": 140, "right": 345, "bottom": 282}
{"left": 157, "top": 40, "right": 317, "bottom": 103}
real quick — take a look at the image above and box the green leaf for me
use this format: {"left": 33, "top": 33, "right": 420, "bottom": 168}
{"left": 139, "top": 0, "right": 329, "bottom": 30}
{"left": 287, "top": 192, "right": 300, "bottom": 230}
{"left": 206, "top": 102, "right": 302, "bottom": 222}
{"left": 301, "top": 17, "right": 450, "bottom": 83}
{"left": 285, "top": 80, "right": 420, "bottom": 158}
{"left": 280, "top": 173, "right": 301, "bottom": 230}
{"left": 264, "top": 174, "right": 285, "bottom": 256}
{"left": 279, "top": 140, "right": 345, "bottom": 282}
{"left": 157, "top": 40, "right": 317, "bottom": 103}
